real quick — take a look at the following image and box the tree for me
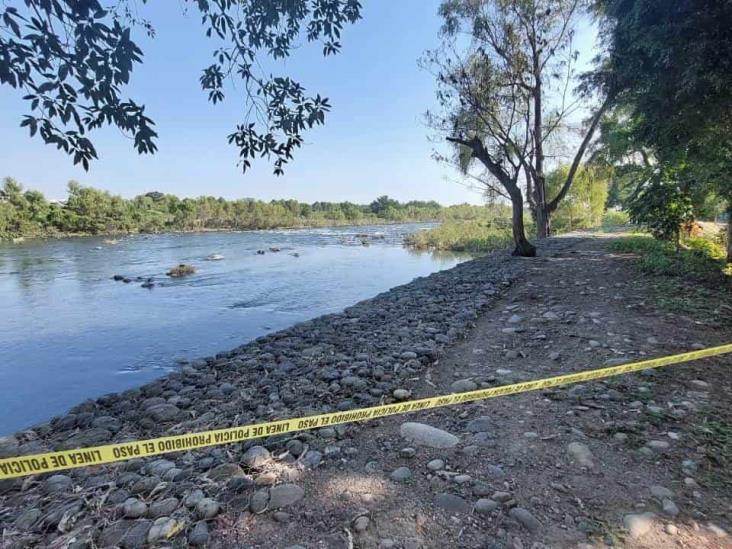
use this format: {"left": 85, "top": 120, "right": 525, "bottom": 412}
{"left": 626, "top": 170, "right": 694, "bottom": 249}
{"left": 546, "top": 164, "right": 609, "bottom": 231}
{"left": 594, "top": 0, "right": 732, "bottom": 257}
{"left": 0, "top": 1, "right": 361, "bottom": 174}
{"left": 369, "top": 196, "right": 400, "bottom": 215}
{"left": 427, "top": 0, "right": 613, "bottom": 256}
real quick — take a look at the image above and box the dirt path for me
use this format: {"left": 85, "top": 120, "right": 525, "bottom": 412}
{"left": 215, "top": 233, "right": 732, "bottom": 548}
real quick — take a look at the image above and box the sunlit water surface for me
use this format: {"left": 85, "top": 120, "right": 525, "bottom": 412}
{"left": 0, "top": 224, "right": 470, "bottom": 434}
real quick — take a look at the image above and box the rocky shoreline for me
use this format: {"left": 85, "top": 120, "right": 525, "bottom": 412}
{"left": 0, "top": 237, "right": 581, "bottom": 548}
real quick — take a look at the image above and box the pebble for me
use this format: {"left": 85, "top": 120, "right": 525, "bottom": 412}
{"left": 466, "top": 416, "right": 491, "bottom": 433}
{"left": 707, "top": 523, "right": 728, "bottom": 538}
{"left": 451, "top": 379, "right": 478, "bottom": 392}
{"left": 492, "top": 491, "right": 512, "bottom": 503}
{"left": 509, "top": 507, "right": 542, "bottom": 534}
{"left": 207, "top": 463, "right": 245, "bottom": 481}
{"left": 353, "top": 515, "right": 370, "bottom": 532}
{"left": 302, "top": 450, "right": 322, "bottom": 468}
{"left": 268, "top": 484, "right": 305, "bottom": 508}
{"left": 646, "top": 440, "right": 670, "bottom": 451}
{"left": 14, "top": 508, "right": 41, "bottom": 531}
{"left": 400, "top": 447, "right": 416, "bottom": 458}
{"left": 390, "top": 467, "right": 412, "bottom": 482}
{"left": 434, "top": 493, "right": 470, "bottom": 514}
{"left": 195, "top": 498, "right": 220, "bottom": 519}
{"left": 504, "top": 350, "right": 519, "bottom": 359}
{"left": 549, "top": 351, "right": 560, "bottom": 360}
{"left": 665, "top": 524, "right": 678, "bottom": 535}
{"left": 474, "top": 499, "right": 499, "bottom": 513}
{"left": 189, "top": 520, "right": 210, "bottom": 546}
{"left": 184, "top": 489, "right": 204, "bottom": 508}
{"left": 393, "top": 389, "right": 411, "bottom": 400}
{"left": 44, "top": 474, "right": 72, "bottom": 494}
{"left": 123, "top": 498, "right": 148, "bottom": 519}
{"left": 149, "top": 497, "right": 179, "bottom": 518}
{"left": 508, "top": 314, "right": 522, "bottom": 323}
{"left": 242, "top": 446, "right": 271, "bottom": 468}
{"left": 147, "top": 517, "right": 183, "bottom": 543}
{"left": 542, "top": 311, "right": 560, "bottom": 320}
{"left": 100, "top": 519, "right": 152, "bottom": 548}
{"left": 567, "top": 442, "right": 594, "bottom": 468}
{"left": 623, "top": 512, "right": 656, "bottom": 539}
{"left": 287, "top": 439, "right": 304, "bottom": 457}
{"left": 427, "top": 459, "right": 445, "bottom": 471}
{"left": 472, "top": 481, "right": 492, "bottom": 496}
{"left": 400, "top": 422, "right": 459, "bottom": 449}
{"left": 662, "top": 499, "right": 679, "bottom": 517}
{"left": 650, "top": 485, "right": 673, "bottom": 499}
{"left": 249, "top": 489, "right": 269, "bottom": 513}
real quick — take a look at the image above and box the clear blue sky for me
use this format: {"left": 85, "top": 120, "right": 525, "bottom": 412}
{"left": 0, "top": 1, "right": 597, "bottom": 205}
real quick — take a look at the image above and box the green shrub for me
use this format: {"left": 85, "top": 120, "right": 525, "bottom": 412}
{"left": 405, "top": 220, "right": 513, "bottom": 253}
{"left": 602, "top": 209, "right": 630, "bottom": 227}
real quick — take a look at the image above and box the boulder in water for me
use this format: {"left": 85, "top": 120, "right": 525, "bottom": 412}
{"left": 166, "top": 264, "right": 196, "bottom": 277}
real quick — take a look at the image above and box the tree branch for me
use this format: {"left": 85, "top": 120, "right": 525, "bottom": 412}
{"left": 547, "top": 94, "right": 615, "bottom": 212}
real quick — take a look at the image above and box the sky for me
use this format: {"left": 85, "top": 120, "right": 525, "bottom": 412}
{"left": 0, "top": 1, "right": 598, "bottom": 205}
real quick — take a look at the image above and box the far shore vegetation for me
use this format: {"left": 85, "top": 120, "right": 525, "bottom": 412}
{"left": 0, "top": 178, "right": 493, "bottom": 241}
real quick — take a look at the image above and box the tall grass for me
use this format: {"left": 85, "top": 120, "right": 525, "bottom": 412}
{"left": 404, "top": 220, "right": 514, "bottom": 253}
{"left": 609, "top": 233, "right": 729, "bottom": 282}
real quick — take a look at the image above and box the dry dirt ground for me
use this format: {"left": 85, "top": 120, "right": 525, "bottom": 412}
{"left": 212, "top": 233, "right": 732, "bottom": 549}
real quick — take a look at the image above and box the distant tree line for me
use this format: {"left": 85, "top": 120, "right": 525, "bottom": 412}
{"left": 0, "top": 178, "right": 490, "bottom": 240}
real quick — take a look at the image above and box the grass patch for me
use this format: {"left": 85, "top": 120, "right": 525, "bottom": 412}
{"left": 609, "top": 233, "right": 729, "bottom": 283}
{"left": 695, "top": 417, "right": 732, "bottom": 489}
{"left": 404, "top": 220, "right": 514, "bottom": 253}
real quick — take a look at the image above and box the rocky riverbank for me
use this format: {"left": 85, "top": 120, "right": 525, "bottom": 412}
{"left": 0, "top": 236, "right": 577, "bottom": 548}
{"left": 2, "top": 233, "right": 731, "bottom": 549}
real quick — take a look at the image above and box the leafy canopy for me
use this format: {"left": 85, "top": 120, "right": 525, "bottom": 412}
{"left": 0, "top": 0, "right": 361, "bottom": 174}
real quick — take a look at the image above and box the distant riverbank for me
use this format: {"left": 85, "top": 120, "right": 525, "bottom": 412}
{"left": 0, "top": 177, "right": 491, "bottom": 242}
{"left": 3, "top": 218, "right": 439, "bottom": 244}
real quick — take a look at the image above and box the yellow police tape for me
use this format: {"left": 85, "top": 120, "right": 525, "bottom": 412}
{"left": 2, "top": 343, "right": 731, "bottom": 480}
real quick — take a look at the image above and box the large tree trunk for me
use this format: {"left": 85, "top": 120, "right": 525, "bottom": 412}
{"left": 535, "top": 202, "right": 550, "bottom": 239}
{"left": 727, "top": 201, "right": 732, "bottom": 262}
{"left": 509, "top": 188, "right": 536, "bottom": 257}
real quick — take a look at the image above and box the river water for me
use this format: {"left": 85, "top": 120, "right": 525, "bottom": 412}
{"left": 0, "top": 223, "right": 469, "bottom": 434}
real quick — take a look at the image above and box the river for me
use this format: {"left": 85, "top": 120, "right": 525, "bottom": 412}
{"left": 0, "top": 223, "right": 469, "bottom": 435}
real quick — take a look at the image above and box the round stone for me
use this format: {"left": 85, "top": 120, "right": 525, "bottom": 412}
{"left": 390, "top": 467, "right": 412, "bottom": 482}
